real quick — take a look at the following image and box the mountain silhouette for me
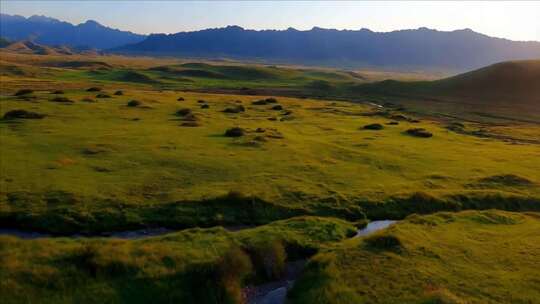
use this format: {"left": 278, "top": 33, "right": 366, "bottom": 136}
{"left": 0, "top": 14, "right": 145, "bottom": 49}
{"left": 114, "top": 26, "right": 540, "bottom": 70}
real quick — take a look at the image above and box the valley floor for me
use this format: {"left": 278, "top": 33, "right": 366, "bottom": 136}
{"left": 0, "top": 52, "right": 539, "bottom": 303}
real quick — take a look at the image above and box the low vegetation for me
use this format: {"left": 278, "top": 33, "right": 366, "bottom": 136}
{"left": 0, "top": 216, "right": 356, "bottom": 304}
{"left": 288, "top": 210, "right": 540, "bottom": 303}
{"left": 0, "top": 85, "right": 538, "bottom": 233}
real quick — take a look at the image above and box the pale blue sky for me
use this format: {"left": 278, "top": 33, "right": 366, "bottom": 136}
{"left": 2, "top": 1, "right": 539, "bottom": 41}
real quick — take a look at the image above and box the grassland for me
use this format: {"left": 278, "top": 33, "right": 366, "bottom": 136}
{"left": 0, "top": 216, "right": 356, "bottom": 304}
{"left": 1, "top": 210, "right": 538, "bottom": 303}
{"left": 289, "top": 210, "right": 540, "bottom": 304}
{"left": 1, "top": 87, "right": 539, "bottom": 233}
{"left": 1, "top": 51, "right": 540, "bottom": 303}
{"left": 1, "top": 51, "right": 540, "bottom": 233}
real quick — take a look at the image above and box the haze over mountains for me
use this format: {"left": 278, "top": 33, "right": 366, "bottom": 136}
{"left": 116, "top": 26, "right": 540, "bottom": 70}
{"left": 0, "top": 14, "right": 145, "bottom": 49}
{"left": 1, "top": 13, "right": 540, "bottom": 70}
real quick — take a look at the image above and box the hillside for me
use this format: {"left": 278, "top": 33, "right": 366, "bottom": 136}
{"left": 290, "top": 210, "right": 540, "bottom": 303}
{"left": 350, "top": 60, "right": 540, "bottom": 122}
{"left": 0, "top": 14, "right": 145, "bottom": 49}
{"left": 114, "top": 26, "right": 540, "bottom": 70}
{"left": 1, "top": 40, "right": 74, "bottom": 55}
{"left": 429, "top": 60, "right": 540, "bottom": 103}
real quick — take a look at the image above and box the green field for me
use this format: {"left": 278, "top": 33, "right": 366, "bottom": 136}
{"left": 1, "top": 51, "right": 540, "bottom": 303}
{"left": 1, "top": 87, "right": 539, "bottom": 233}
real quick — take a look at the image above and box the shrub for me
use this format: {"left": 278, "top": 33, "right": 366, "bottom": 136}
{"left": 113, "top": 90, "right": 123, "bottom": 96}
{"left": 3, "top": 109, "right": 45, "bottom": 119}
{"left": 176, "top": 108, "right": 192, "bottom": 116}
{"left": 386, "top": 121, "right": 399, "bottom": 125}
{"left": 477, "top": 174, "right": 534, "bottom": 187}
{"left": 271, "top": 105, "right": 283, "bottom": 111}
{"left": 363, "top": 123, "right": 383, "bottom": 130}
{"left": 390, "top": 114, "right": 408, "bottom": 120}
{"left": 50, "top": 96, "right": 74, "bottom": 103}
{"left": 406, "top": 128, "right": 433, "bottom": 138}
{"left": 223, "top": 105, "right": 245, "bottom": 113}
{"left": 86, "top": 87, "right": 101, "bottom": 92}
{"left": 200, "top": 104, "right": 210, "bottom": 109}
{"left": 249, "top": 240, "right": 287, "bottom": 280}
{"left": 181, "top": 113, "right": 198, "bottom": 121}
{"left": 252, "top": 98, "right": 278, "bottom": 105}
{"left": 197, "top": 100, "right": 206, "bottom": 103}
{"left": 16, "top": 95, "right": 37, "bottom": 101}
{"left": 225, "top": 127, "right": 244, "bottom": 137}
{"left": 127, "top": 100, "right": 141, "bottom": 107}
{"left": 96, "top": 94, "right": 111, "bottom": 99}
{"left": 177, "top": 97, "right": 185, "bottom": 101}
{"left": 218, "top": 246, "right": 253, "bottom": 281}
{"left": 51, "top": 90, "right": 64, "bottom": 94}
{"left": 14, "top": 89, "right": 33, "bottom": 96}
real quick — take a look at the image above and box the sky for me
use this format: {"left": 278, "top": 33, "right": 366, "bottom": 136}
{"left": 1, "top": 1, "right": 539, "bottom": 41}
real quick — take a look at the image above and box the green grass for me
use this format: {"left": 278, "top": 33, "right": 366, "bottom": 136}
{"left": 1, "top": 51, "right": 540, "bottom": 304}
{"left": 0, "top": 216, "right": 356, "bottom": 304}
{"left": 288, "top": 210, "right": 540, "bottom": 304}
{"left": 0, "top": 85, "right": 539, "bottom": 233}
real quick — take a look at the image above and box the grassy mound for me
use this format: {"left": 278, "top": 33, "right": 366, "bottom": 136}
{"left": 3, "top": 109, "right": 45, "bottom": 119}
{"left": 115, "top": 70, "right": 158, "bottom": 83}
{"left": 0, "top": 217, "right": 356, "bottom": 304}
{"left": 288, "top": 210, "right": 540, "bottom": 304}
{"left": 476, "top": 174, "right": 535, "bottom": 187}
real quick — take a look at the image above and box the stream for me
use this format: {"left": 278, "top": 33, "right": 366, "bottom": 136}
{"left": 244, "top": 220, "right": 397, "bottom": 304}
{"left": 1, "top": 221, "right": 396, "bottom": 304}
{"left": 0, "top": 226, "right": 248, "bottom": 239}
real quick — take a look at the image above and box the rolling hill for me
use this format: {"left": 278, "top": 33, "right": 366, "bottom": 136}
{"left": 352, "top": 60, "right": 540, "bottom": 121}
{"left": 0, "top": 14, "right": 145, "bottom": 49}
{"left": 1, "top": 40, "right": 74, "bottom": 55}
{"left": 114, "top": 26, "right": 540, "bottom": 70}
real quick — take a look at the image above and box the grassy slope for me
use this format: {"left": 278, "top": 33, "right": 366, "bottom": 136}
{"left": 351, "top": 60, "right": 540, "bottom": 122}
{"left": 0, "top": 216, "right": 356, "bottom": 304}
{"left": 289, "top": 210, "right": 540, "bottom": 304}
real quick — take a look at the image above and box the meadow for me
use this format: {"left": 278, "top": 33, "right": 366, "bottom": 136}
{"left": 1, "top": 50, "right": 540, "bottom": 303}
{"left": 289, "top": 210, "right": 540, "bottom": 304}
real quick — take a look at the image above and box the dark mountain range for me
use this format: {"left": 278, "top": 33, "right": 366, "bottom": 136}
{"left": 0, "top": 14, "right": 145, "bottom": 49}
{"left": 1, "top": 13, "right": 539, "bottom": 70}
{"left": 114, "top": 26, "right": 540, "bottom": 70}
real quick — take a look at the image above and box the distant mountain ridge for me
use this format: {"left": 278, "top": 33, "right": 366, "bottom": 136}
{"left": 2, "top": 13, "right": 540, "bottom": 70}
{"left": 0, "top": 14, "right": 146, "bottom": 49}
{"left": 115, "top": 25, "right": 540, "bottom": 70}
